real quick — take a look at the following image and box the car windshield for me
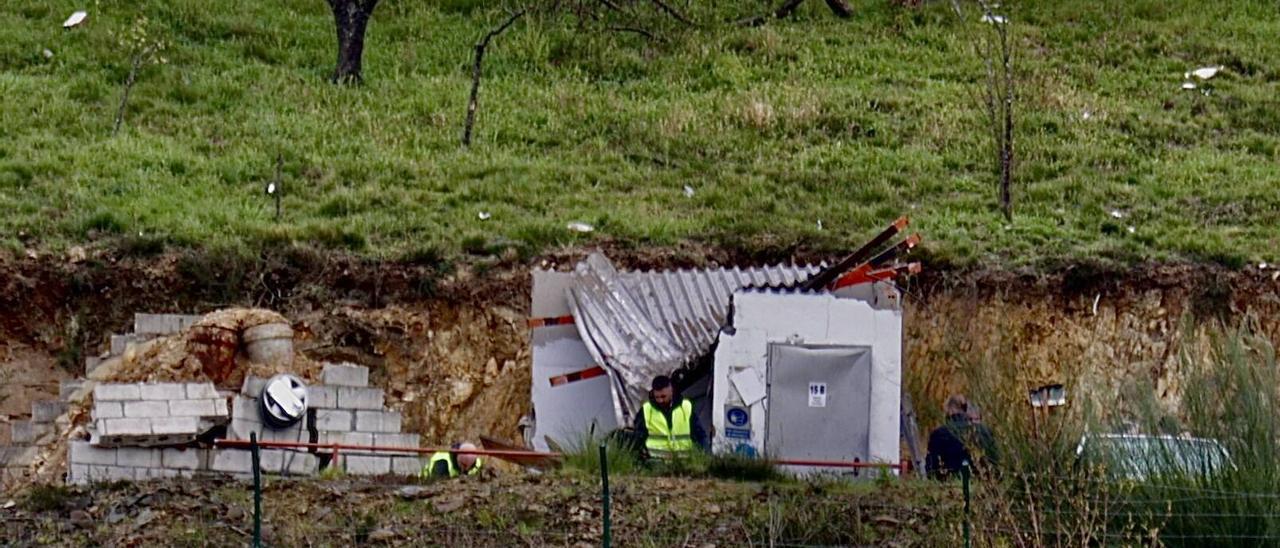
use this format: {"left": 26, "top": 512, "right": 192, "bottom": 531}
{"left": 1082, "top": 435, "right": 1229, "bottom": 480}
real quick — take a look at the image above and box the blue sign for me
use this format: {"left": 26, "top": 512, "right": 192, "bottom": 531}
{"left": 726, "top": 406, "right": 750, "bottom": 427}
{"left": 733, "top": 443, "right": 757, "bottom": 457}
{"left": 725, "top": 427, "right": 752, "bottom": 440}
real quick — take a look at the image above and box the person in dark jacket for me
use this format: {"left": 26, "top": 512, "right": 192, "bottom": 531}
{"left": 926, "top": 394, "right": 997, "bottom": 479}
{"left": 631, "top": 375, "right": 708, "bottom": 459}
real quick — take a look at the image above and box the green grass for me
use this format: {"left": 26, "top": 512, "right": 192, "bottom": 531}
{"left": 1, "top": 0, "right": 1278, "bottom": 267}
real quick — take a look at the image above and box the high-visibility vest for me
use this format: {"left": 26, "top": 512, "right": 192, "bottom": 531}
{"left": 423, "top": 451, "right": 484, "bottom": 478}
{"left": 643, "top": 399, "right": 695, "bottom": 456}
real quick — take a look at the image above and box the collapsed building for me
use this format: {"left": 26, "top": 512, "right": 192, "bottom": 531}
{"left": 530, "top": 218, "right": 921, "bottom": 474}
{"left": 2, "top": 311, "right": 430, "bottom": 486}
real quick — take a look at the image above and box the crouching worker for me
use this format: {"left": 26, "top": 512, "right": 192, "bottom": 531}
{"left": 633, "top": 375, "right": 708, "bottom": 460}
{"left": 422, "top": 442, "right": 484, "bottom": 478}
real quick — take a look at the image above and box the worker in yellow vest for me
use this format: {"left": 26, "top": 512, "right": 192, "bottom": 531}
{"left": 632, "top": 375, "right": 708, "bottom": 460}
{"left": 422, "top": 442, "right": 484, "bottom": 478}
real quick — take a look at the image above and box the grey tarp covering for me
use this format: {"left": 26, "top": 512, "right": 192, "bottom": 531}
{"left": 565, "top": 252, "right": 821, "bottom": 419}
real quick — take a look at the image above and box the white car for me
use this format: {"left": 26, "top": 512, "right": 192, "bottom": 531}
{"left": 1074, "top": 433, "right": 1233, "bottom": 481}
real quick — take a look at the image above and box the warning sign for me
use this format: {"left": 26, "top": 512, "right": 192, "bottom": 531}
{"left": 808, "top": 382, "right": 827, "bottom": 407}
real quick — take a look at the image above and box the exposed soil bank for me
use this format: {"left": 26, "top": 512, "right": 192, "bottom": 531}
{"left": 2, "top": 249, "right": 1277, "bottom": 446}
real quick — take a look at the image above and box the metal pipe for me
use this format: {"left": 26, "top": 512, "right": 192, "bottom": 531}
{"left": 215, "top": 438, "right": 903, "bottom": 470}
{"left": 215, "top": 438, "right": 562, "bottom": 458}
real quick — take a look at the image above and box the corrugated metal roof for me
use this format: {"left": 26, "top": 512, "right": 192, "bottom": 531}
{"left": 565, "top": 252, "right": 821, "bottom": 414}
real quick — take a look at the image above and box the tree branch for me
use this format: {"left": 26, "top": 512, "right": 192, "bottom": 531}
{"left": 462, "top": 9, "right": 527, "bottom": 147}
{"left": 650, "top": 0, "right": 694, "bottom": 25}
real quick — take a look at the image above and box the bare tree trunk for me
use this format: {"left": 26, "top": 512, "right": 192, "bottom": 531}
{"left": 462, "top": 10, "right": 527, "bottom": 147}
{"left": 328, "top": 0, "right": 380, "bottom": 84}
{"left": 999, "top": 24, "right": 1014, "bottom": 221}
{"left": 113, "top": 51, "right": 147, "bottom": 135}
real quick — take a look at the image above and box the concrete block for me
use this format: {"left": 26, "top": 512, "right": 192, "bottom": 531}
{"left": 110, "top": 334, "right": 140, "bottom": 356}
{"left": 210, "top": 449, "right": 253, "bottom": 474}
{"left": 32, "top": 400, "right": 68, "bottom": 423}
{"left": 168, "top": 399, "right": 215, "bottom": 417}
{"left": 344, "top": 455, "right": 391, "bottom": 476}
{"left": 241, "top": 376, "right": 268, "bottom": 397}
{"left": 373, "top": 433, "right": 420, "bottom": 455}
{"left": 115, "top": 447, "right": 161, "bottom": 468}
{"left": 123, "top": 400, "right": 169, "bottom": 419}
{"left": 93, "top": 401, "right": 124, "bottom": 420}
{"left": 68, "top": 464, "right": 89, "bottom": 485}
{"left": 256, "top": 449, "right": 284, "bottom": 473}
{"left": 319, "top": 431, "right": 372, "bottom": 447}
{"left": 134, "top": 313, "right": 202, "bottom": 335}
{"left": 94, "top": 465, "right": 137, "bottom": 482}
{"left": 261, "top": 424, "right": 307, "bottom": 443}
{"left": 323, "top": 363, "right": 369, "bottom": 387}
{"left": 227, "top": 417, "right": 262, "bottom": 440}
{"left": 308, "top": 385, "right": 339, "bottom": 409}
{"left": 337, "top": 387, "right": 384, "bottom": 410}
{"left": 315, "top": 409, "right": 354, "bottom": 431}
{"left": 12, "top": 421, "right": 53, "bottom": 445}
{"left": 185, "top": 383, "right": 220, "bottom": 400}
{"left": 231, "top": 396, "right": 261, "bottom": 421}
{"left": 161, "top": 448, "right": 207, "bottom": 470}
{"left": 391, "top": 457, "right": 425, "bottom": 476}
{"left": 1, "top": 446, "right": 38, "bottom": 467}
{"left": 140, "top": 383, "right": 186, "bottom": 401}
{"left": 260, "top": 449, "right": 318, "bottom": 475}
{"left": 142, "top": 467, "right": 181, "bottom": 479}
{"left": 283, "top": 453, "right": 319, "bottom": 475}
{"left": 84, "top": 356, "right": 103, "bottom": 376}
{"left": 60, "top": 379, "right": 86, "bottom": 402}
{"left": 151, "top": 416, "right": 201, "bottom": 435}
{"left": 94, "top": 383, "right": 141, "bottom": 401}
{"left": 100, "top": 418, "right": 151, "bottom": 437}
{"left": 355, "top": 411, "right": 402, "bottom": 433}
{"left": 70, "top": 441, "right": 117, "bottom": 466}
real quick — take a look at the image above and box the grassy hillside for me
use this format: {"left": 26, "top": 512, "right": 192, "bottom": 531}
{"left": 1, "top": 0, "right": 1277, "bottom": 268}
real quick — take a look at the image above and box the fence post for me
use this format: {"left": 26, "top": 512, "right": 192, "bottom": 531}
{"left": 251, "top": 432, "right": 263, "bottom": 548}
{"left": 962, "top": 459, "right": 971, "bottom": 548}
{"left": 599, "top": 442, "right": 612, "bottom": 548}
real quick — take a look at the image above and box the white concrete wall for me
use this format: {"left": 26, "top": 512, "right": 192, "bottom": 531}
{"left": 712, "top": 290, "right": 902, "bottom": 466}
{"left": 530, "top": 270, "right": 619, "bottom": 451}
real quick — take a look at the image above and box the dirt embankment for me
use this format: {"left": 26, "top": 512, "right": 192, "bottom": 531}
{"left": 1, "top": 249, "right": 1277, "bottom": 446}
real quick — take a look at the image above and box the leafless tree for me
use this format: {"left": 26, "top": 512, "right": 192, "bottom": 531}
{"left": 975, "top": 1, "right": 1015, "bottom": 221}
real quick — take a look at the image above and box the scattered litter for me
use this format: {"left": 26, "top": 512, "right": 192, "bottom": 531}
{"left": 266, "top": 182, "right": 276, "bottom": 195}
{"left": 566, "top": 222, "right": 594, "bottom": 233}
{"left": 1092, "top": 294, "right": 1101, "bottom": 316}
{"left": 42, "top": 49, "right": 54, "bottom": 59}
{"left": 1126, "top": 226, "right": 1136, "bottom": 234}
{"left": 1259, "top": 263, "right": 1268, "bottom": 270}
{"left": 1, "top": 500, "right": 14, "bottom": 510}
{"left": 63, "top": 11, "right": 88, "bottom": 29}
{"left": 1272, "top": 271, "right": 1279, "bottom": 281}
{"left": 1200, "top": 88, "right": 1212, "bottom": 97}
{"left": 1081, "top": 110, "right": 1092, "bottom": 120}
{"left": 816, "top": 219, "right": 823, "bottom": 231}
{"left": 980, "top": 14, "right": 1007, "bottom": 24}
{"left": 1187, "top": 66, "right": 1221, "bottom": 80}
{"left": 478, "top": 211, "right": 491, "bottom": 221}
{"left": 1109, "top": 209, "right": 1125, "bottom": 219}
{"left": 1181, "top": 82, "right": 1197, "bottom": 90}
{"left": 682, "top": 185, "right": 695, "bottom": 198}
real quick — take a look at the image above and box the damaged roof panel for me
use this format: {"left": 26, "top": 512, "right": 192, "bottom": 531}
{"left": 566, "top": 253, "right": 821, "bottom": 413}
